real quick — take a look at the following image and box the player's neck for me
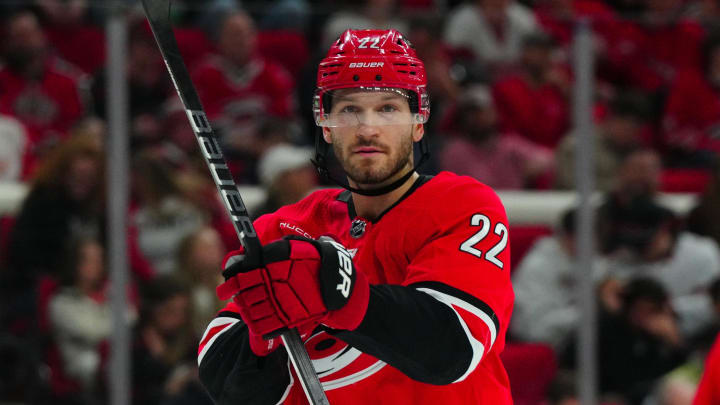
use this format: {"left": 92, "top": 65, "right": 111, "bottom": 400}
{"left": 349, "top": 171, "right": 419, "bottom": 220}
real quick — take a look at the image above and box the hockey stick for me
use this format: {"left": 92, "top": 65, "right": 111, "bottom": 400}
{"left": 140, "top": 1, "right": 329, "bottom": 404}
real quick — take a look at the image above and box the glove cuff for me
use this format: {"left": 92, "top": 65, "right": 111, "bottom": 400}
{"left": 325, "top": 268, "right": 370, "bottom": 331}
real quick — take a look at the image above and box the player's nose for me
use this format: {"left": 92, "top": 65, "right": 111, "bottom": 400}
{"left": 354, "top": 122, "right": 380, "bottom": 139}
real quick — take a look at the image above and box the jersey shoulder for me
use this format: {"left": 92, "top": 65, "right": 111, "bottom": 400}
{"left": 420, "top": 172, "right": 508, "bottom": 222}
{"left": 274, "top": 188, "right": 345, "bottom": 218}
{"left": 253, "top": 188, "right": 347, "bottom": 242}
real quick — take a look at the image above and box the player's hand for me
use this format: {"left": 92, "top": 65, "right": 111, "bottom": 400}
{"left": 216, "top": 246, "right": 320, "bottom": 356}
{"left": 216, "top": 236, "right": 370, "bottom": 341}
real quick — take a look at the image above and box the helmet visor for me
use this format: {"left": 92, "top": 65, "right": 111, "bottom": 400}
{"left": 314, "top": 87, "right": 428, "bottom": 128}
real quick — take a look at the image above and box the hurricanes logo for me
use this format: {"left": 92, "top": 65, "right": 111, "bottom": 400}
{"left": 306, "top": 332, "right": 386, "bottom": 390}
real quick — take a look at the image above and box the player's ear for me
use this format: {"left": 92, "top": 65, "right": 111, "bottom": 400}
{"left": 412, "top": 124, "right": 424, "bottom": 142}
{"left": 322, "top": 127, "right": 333, "bottom": 144}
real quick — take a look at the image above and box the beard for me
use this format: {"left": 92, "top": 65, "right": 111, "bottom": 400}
{"left": 332, "top": 126, "right": 414, "bottom": 186}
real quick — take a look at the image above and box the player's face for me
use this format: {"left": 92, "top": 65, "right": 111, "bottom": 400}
{"left": 322, "top": 90, "right": 424, "bottom": 187}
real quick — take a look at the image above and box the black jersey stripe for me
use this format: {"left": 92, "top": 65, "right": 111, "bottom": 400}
{"left": 216, "top": 310, "right": 243, "bottom": 320}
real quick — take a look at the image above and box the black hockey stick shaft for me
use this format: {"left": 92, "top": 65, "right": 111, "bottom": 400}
{"left": 140, "top": 2, "right": 329, "bottom": 404}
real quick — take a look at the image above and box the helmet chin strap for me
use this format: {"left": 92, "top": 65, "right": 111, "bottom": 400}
{"left": 312, "top": 132, "right": 429, "bottom": 197}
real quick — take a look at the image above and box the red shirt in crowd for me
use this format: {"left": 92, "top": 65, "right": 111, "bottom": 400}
{"left": 535, "top": 0, "right": 618, "bottom": 46}
{"left": 492, "top": 74, "right": 569, "bottom": 148}
{"left": 604, "top": 19, "right": 705, "bottom": 92}
{"left": 191, "top": 54, "right": 295, "bottom": 121}
{"left": 663, "top": 69, "right": 720, "bottom": 153}
{"left": 44, "top": 24, "right": 105, "bottom": 75}
{"left": 0, "top": 57, "right": 86, "bottom": 174}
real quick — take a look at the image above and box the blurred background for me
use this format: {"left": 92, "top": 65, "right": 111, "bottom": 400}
{"left": 0, "top": 0, "right": 719, "bottom": 404}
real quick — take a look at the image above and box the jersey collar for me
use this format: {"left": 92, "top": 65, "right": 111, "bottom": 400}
{"left": 337, "top": 174, "right": 433, "bottom": 223}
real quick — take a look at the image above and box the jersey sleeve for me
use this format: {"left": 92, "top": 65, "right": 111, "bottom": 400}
{"left": 402, "top": 183, "right": 513, "bottom": 380}
{"left": 197, "top": 212, "right": 294, "bottom": 405}
{"left": 197, "top": 303, "right": 293, "bottom": 405}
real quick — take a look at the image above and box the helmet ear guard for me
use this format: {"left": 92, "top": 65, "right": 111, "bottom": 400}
{"left": 312, "top": 29, "right": 431, "bottom": 196}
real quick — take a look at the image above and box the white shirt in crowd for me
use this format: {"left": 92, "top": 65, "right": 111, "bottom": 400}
{"left": 511, "top": 236, "right": 609, "bottom": 349}
{"left": 607, "top": 232, "right": 720, "bottom": 336}
{"left": 444, "top": 1, "right": 539, "bottom": 67}
{"left": 49, "top": 288, "right": 112, "bottom": 388}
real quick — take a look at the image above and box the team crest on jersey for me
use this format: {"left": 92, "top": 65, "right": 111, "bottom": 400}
{"left": 350, "top": 219, "right": 367, "bottom": 239}
{"left": 306, "top": 331, "right": 386, "bottom": 390}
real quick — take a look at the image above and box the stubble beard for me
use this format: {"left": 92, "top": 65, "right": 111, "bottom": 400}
{"left": 332, "top": 128, "right": 414, "bottom": 186}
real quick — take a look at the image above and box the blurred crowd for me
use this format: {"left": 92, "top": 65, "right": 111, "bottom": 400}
{"left": 0, "top": 0, "right": 719, "bottom": 404}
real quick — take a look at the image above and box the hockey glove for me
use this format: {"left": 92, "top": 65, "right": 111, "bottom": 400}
{"left": 217, "top": 248, "right": 318, "bottom": 356}
{"left": 217, "top": 236, "right": 369, "bottom": 340}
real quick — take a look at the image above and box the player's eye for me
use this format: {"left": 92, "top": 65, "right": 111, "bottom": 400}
{"left": 379, "top": 104, "right": 399, "bottom": 113}
{"left": 338, "top": 105, "right": 360, "bottom": 113}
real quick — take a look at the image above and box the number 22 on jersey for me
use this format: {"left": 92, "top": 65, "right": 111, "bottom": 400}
{"left": 460, "top": 213, "right": 508, "bottom": 269}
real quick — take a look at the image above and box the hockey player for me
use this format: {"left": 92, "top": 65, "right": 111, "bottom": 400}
{"left": 197, "top": 29, "right": 514, "bottom": 404}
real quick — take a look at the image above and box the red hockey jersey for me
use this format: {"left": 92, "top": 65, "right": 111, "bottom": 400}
{"left": 198, "top": 172, "right": 514, "bottom": 404}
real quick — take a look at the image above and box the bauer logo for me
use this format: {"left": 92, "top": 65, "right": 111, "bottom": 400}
{"left": 329, "top": 242, "right": 353, "bottom": 298}
{"left": 348, "top": 62, "right": 384, "bottom": 68}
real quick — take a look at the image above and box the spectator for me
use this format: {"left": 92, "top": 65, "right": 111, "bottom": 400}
{"left": 556, "top": 92, "right": 650, "bottom": 191}
{"left": 598, "top": 151, "right": 720, "bottom": 336}
{"left": 546, "top": 370, "right": 579, "bottom": 405}
{"left": 132, "top": 276, "right": 211, "bottom": 405}
{"left": 259, "top": 0, "right": 311, "bottom": 32}
{"left": 131, "top": 152, "right": 207, "bottom": 276}
{"left": 439, "top": 84, "right": 554, "bottom": 189}
{"left": 685, "top": 0, "right": 720, "bottom": 33}
{"left": 254, "top": 143, "right": 317, "bottom": 218}
{"left": 7, "top": 129, "right": 104, "bottom": 286}
{"left": 92, "top": 20, "right": 172, "bottom": 150}
{"left": 322, "top": 0, "right": 409, "bottom": 49}
{"left": 662, "top": 34, "right": 720, "bottom": 165}
{"left": 690, "top": 278, "right": 720, "bottom": 346}
{"left": 0, "top": 115, "right": 28, "bottom": 182}
{"left": 177, "top": 227, "right": 225, "bottom": 337}
{"left": 646, "top": 287, "right": 719, "bottom": 405}
{"left": 191, "top": 11, "right": 296, "bottom": 182}
{"left": 35, "top": 0, "right": 105, "bottom": 75}
{"left": 568, "top": 277, "right": 688, "bottom": 405}
{"left": 48, "top": 237, "right": 111, "bottom": 393}
{"left": 0, "top": 10, "right": 87, "bottom": 165}
{"left": 511, "top": 209, "right": 609, "bottom": 349}
{"left": 603, "top": 0, "right": 705, "bottom": 93}
{"left": 492, "top": 33, "right": 571, "bottom": 148}
{"left": 687, "top": 159, "right": 720, "bottom": 247}
{"left": 0, "top": 334, "right": 45, "bottom": 403}
{"left": 407, "top": 17, "right": 461, "bottom": 131}
{"left": 444, "top": 0, "right": 539, "bottom": 73}
{"left": 534, "top": 0, "right": 619, "bottom": 48}
{"left": 604, "top": 0, "right": 646, "bottom": 17}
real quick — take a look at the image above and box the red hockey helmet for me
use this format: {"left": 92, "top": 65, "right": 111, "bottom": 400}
{"left": 313, "top": 29, "right": 430, "bottom": 127}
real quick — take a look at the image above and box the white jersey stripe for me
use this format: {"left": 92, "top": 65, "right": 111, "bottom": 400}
{"left": 273, "top": 361, "right": 294, "bottom": 405}
{"left": 416, "top": 287, "right": 496, "bottom": 382}
{"left": 198, "top": 317, "right": 240, "bottom": 365}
